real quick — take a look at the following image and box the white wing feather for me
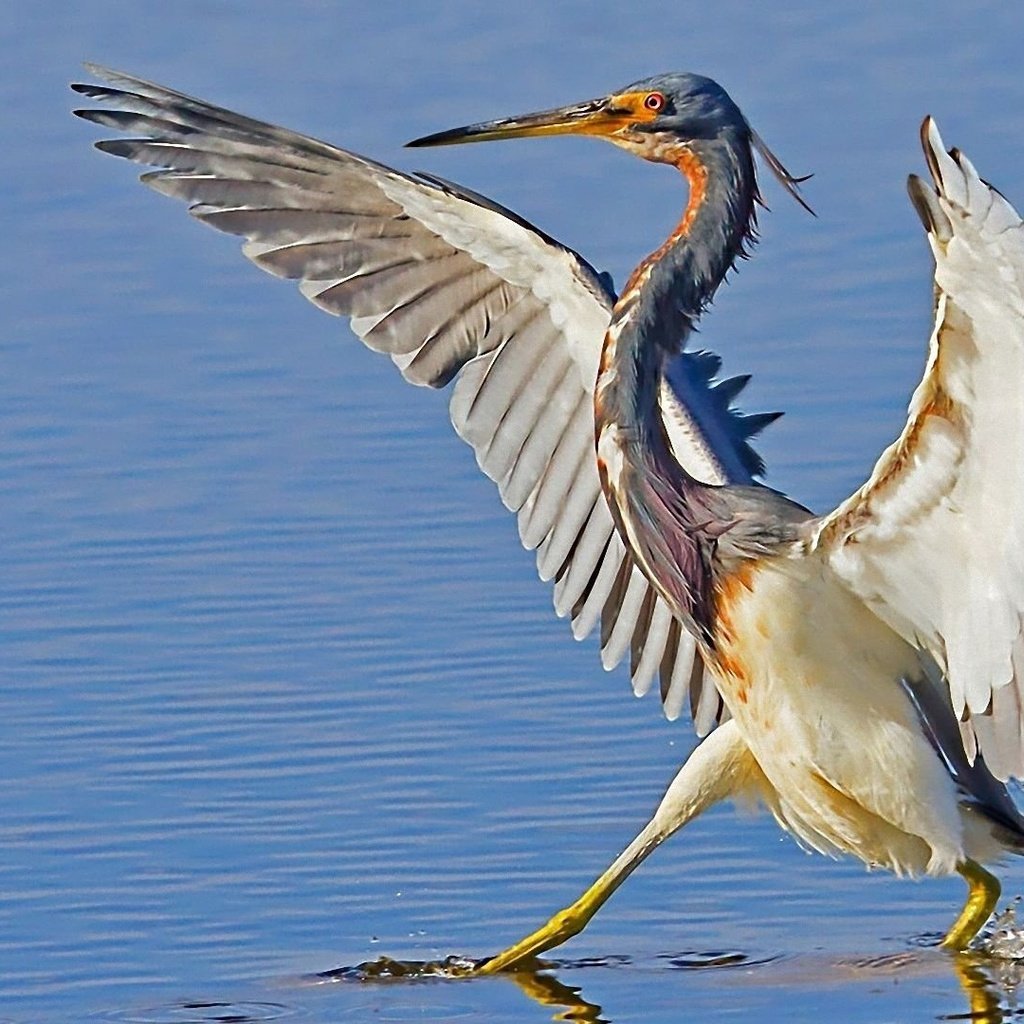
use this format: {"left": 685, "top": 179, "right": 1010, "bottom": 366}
{"left": 73, "top": 65, "right": 771, "bottom": 730}
{"left": 814, "top": 118, "right": 1024, "bottom": 778}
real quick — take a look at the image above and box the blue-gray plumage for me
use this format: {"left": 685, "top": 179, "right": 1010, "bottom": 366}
{"left": 73, "top": 65, "right": 1024, "bottom": 973}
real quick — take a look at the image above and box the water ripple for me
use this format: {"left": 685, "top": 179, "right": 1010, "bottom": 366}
{"left": 95, "top": 1001, "right": 296, "bottom": 1024}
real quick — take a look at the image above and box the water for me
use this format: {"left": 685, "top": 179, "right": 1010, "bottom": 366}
{"left": 5, "top": 2, "right": 1024, "bottom": 1021}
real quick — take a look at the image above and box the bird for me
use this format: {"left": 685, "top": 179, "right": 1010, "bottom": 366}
{"left": 71, "top": 64, "right": 1024, "bottom": 972}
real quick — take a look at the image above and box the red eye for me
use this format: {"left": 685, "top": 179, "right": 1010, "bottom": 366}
{"left": 644, "top": 92, "right": 665, "bottom": 112}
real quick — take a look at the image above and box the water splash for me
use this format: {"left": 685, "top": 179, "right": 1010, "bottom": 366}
{"left": 978, "top": 899, "right": 1024, "bottom": 961}
{"left": 316, "top": 954, "right": 483, "bottom": 982}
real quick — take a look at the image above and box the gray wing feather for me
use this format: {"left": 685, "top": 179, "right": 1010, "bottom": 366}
{"left": 601, "top": 567, "right": 651, "bottom": 671}
{"left": 634, "top": 600, "right": 674, "bottom": 696}
{"left": 73, "top": 64, "right": 778, "bottom": 729}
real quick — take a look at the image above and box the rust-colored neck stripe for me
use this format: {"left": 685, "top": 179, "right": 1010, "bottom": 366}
{"left": 676, "top": 148, "right": 709, "bottom": 233}
{"left": 620, "top": 148, "right": 708, "bottom": 297}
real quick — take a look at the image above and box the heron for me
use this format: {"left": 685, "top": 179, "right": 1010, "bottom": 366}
{"left": 72, "top": 65, "right": 1024, "bottom": 972}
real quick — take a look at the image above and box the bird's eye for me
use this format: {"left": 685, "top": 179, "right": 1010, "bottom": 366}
{"left": 643, "top": 92, "right": 665, "bottom": 112}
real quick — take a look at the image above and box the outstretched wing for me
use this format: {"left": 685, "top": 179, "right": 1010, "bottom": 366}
{"left": 73, "top": 65, "right": 774, "bottom": 729}
{"left": 814, "top": 118, "right": 1024, "bottom": 778}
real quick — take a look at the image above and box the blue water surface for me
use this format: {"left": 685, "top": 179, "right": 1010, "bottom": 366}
{"left": 5, "top": 3, "right": 1024, "bottom": 1021}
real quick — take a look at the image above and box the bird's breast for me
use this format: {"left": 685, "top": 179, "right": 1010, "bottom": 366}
{"left": 710, "top": 556, "right": 922, "bottom": 730}
{"left": 707, "top": 554, "right": 964, "bottom": 875}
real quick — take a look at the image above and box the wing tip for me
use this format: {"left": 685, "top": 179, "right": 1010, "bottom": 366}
{"left": 919, "top": 115, "right": 972, "bottom": 209}
{"left": 907, "top": 173, "right": 953, "bottom": 242}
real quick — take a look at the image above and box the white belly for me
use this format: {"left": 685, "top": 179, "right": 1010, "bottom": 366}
{"left": 713, "top": 555, "right": 967, "bottom": 876}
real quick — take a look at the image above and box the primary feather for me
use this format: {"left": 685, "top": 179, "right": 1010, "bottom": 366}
{"left": 814, "top": 118, "right": 1024, "bottom": 779}
{"left": 72, "top": 64, "right": 778, "bottom": 728}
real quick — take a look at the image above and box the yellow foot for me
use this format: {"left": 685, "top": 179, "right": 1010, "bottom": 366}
{"left": 940, "top": 859, "right": 1001, "bottom": 951}
{"left": 475, "top": 722, "right": 755, "bottom": 974}
{"left": 475, "top": 822, "right": 664, "bottom": 974}
{"left": 476, "top": 904, "right": 592, "bottom": 974}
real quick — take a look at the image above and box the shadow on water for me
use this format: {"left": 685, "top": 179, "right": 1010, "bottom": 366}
{"left": 310, "top": 949, "right": 775, "bottom": 1023}
{"left": 292, "top": 944, "right": 1024, "bottom": 1024}
{"left": 82, "top": 946, "right": 1024, "bottom": 1024}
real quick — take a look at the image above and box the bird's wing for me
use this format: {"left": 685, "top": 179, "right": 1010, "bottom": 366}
{"left": 73, "top": 65, "right": 773, "bottom": 730}
{"left": 813, "top": 118, "right": 1024, "bottom": 778}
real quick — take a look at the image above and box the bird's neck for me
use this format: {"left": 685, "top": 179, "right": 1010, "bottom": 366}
{"left": 594, "top": 136, "right": 757, "bottom": 640}
{"left": 597, "top": 137, "right": 757, "bottom": 435}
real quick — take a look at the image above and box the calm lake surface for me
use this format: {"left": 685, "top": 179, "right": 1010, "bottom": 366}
{"left": 6, "top": 3, "right": 1024, "bottom": 1021}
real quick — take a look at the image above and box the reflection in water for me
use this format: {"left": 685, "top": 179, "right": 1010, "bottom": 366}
{"left": 960, "top": 902, "right": 1024, "bottom": 1021}
{"left": 506, "top": 971, "right": 607, "bottom": 1024}
{"left": 313, "top": 947, "right": 1024, "bottom": 1024}
{"left": 317, "top": 949, "right": 774, "bottom": 1023}
{"left": 764, "top": 949, "right": 1024, "bottom": 1024}
{"left": 317, "top": 954, "right": 608, "bottom": 1021}
{"left": 948, "top": 950, "right": 1024, "bottom": 1024}
{"left": 954, "top": 956, "right": 1005, "bottom": 1024}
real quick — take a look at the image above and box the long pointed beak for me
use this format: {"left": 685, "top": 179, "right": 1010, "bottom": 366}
{"left": 406, "top": 95, "right": 626, "bottom": 148}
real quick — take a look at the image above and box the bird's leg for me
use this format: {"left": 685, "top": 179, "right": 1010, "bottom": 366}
{"left": 476, "top": 720, "right": 759, "bottom": 974}
{"left": 940, "top": 859, "right": 1001, "bottom": 951}
{"left": 475, "top": 810, "right": 666, "bottom": 974}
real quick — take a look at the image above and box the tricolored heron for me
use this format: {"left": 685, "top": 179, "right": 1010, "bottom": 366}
{"left": 72, "top": 65, "right": 1024, "bottom": 971}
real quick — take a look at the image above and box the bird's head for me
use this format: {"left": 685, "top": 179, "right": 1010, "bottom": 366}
{"left": 407, "top": 72, "right": 811, "bottom": 212}
{"left": 407, "top": 73, "right": 743, "bottom": 163}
